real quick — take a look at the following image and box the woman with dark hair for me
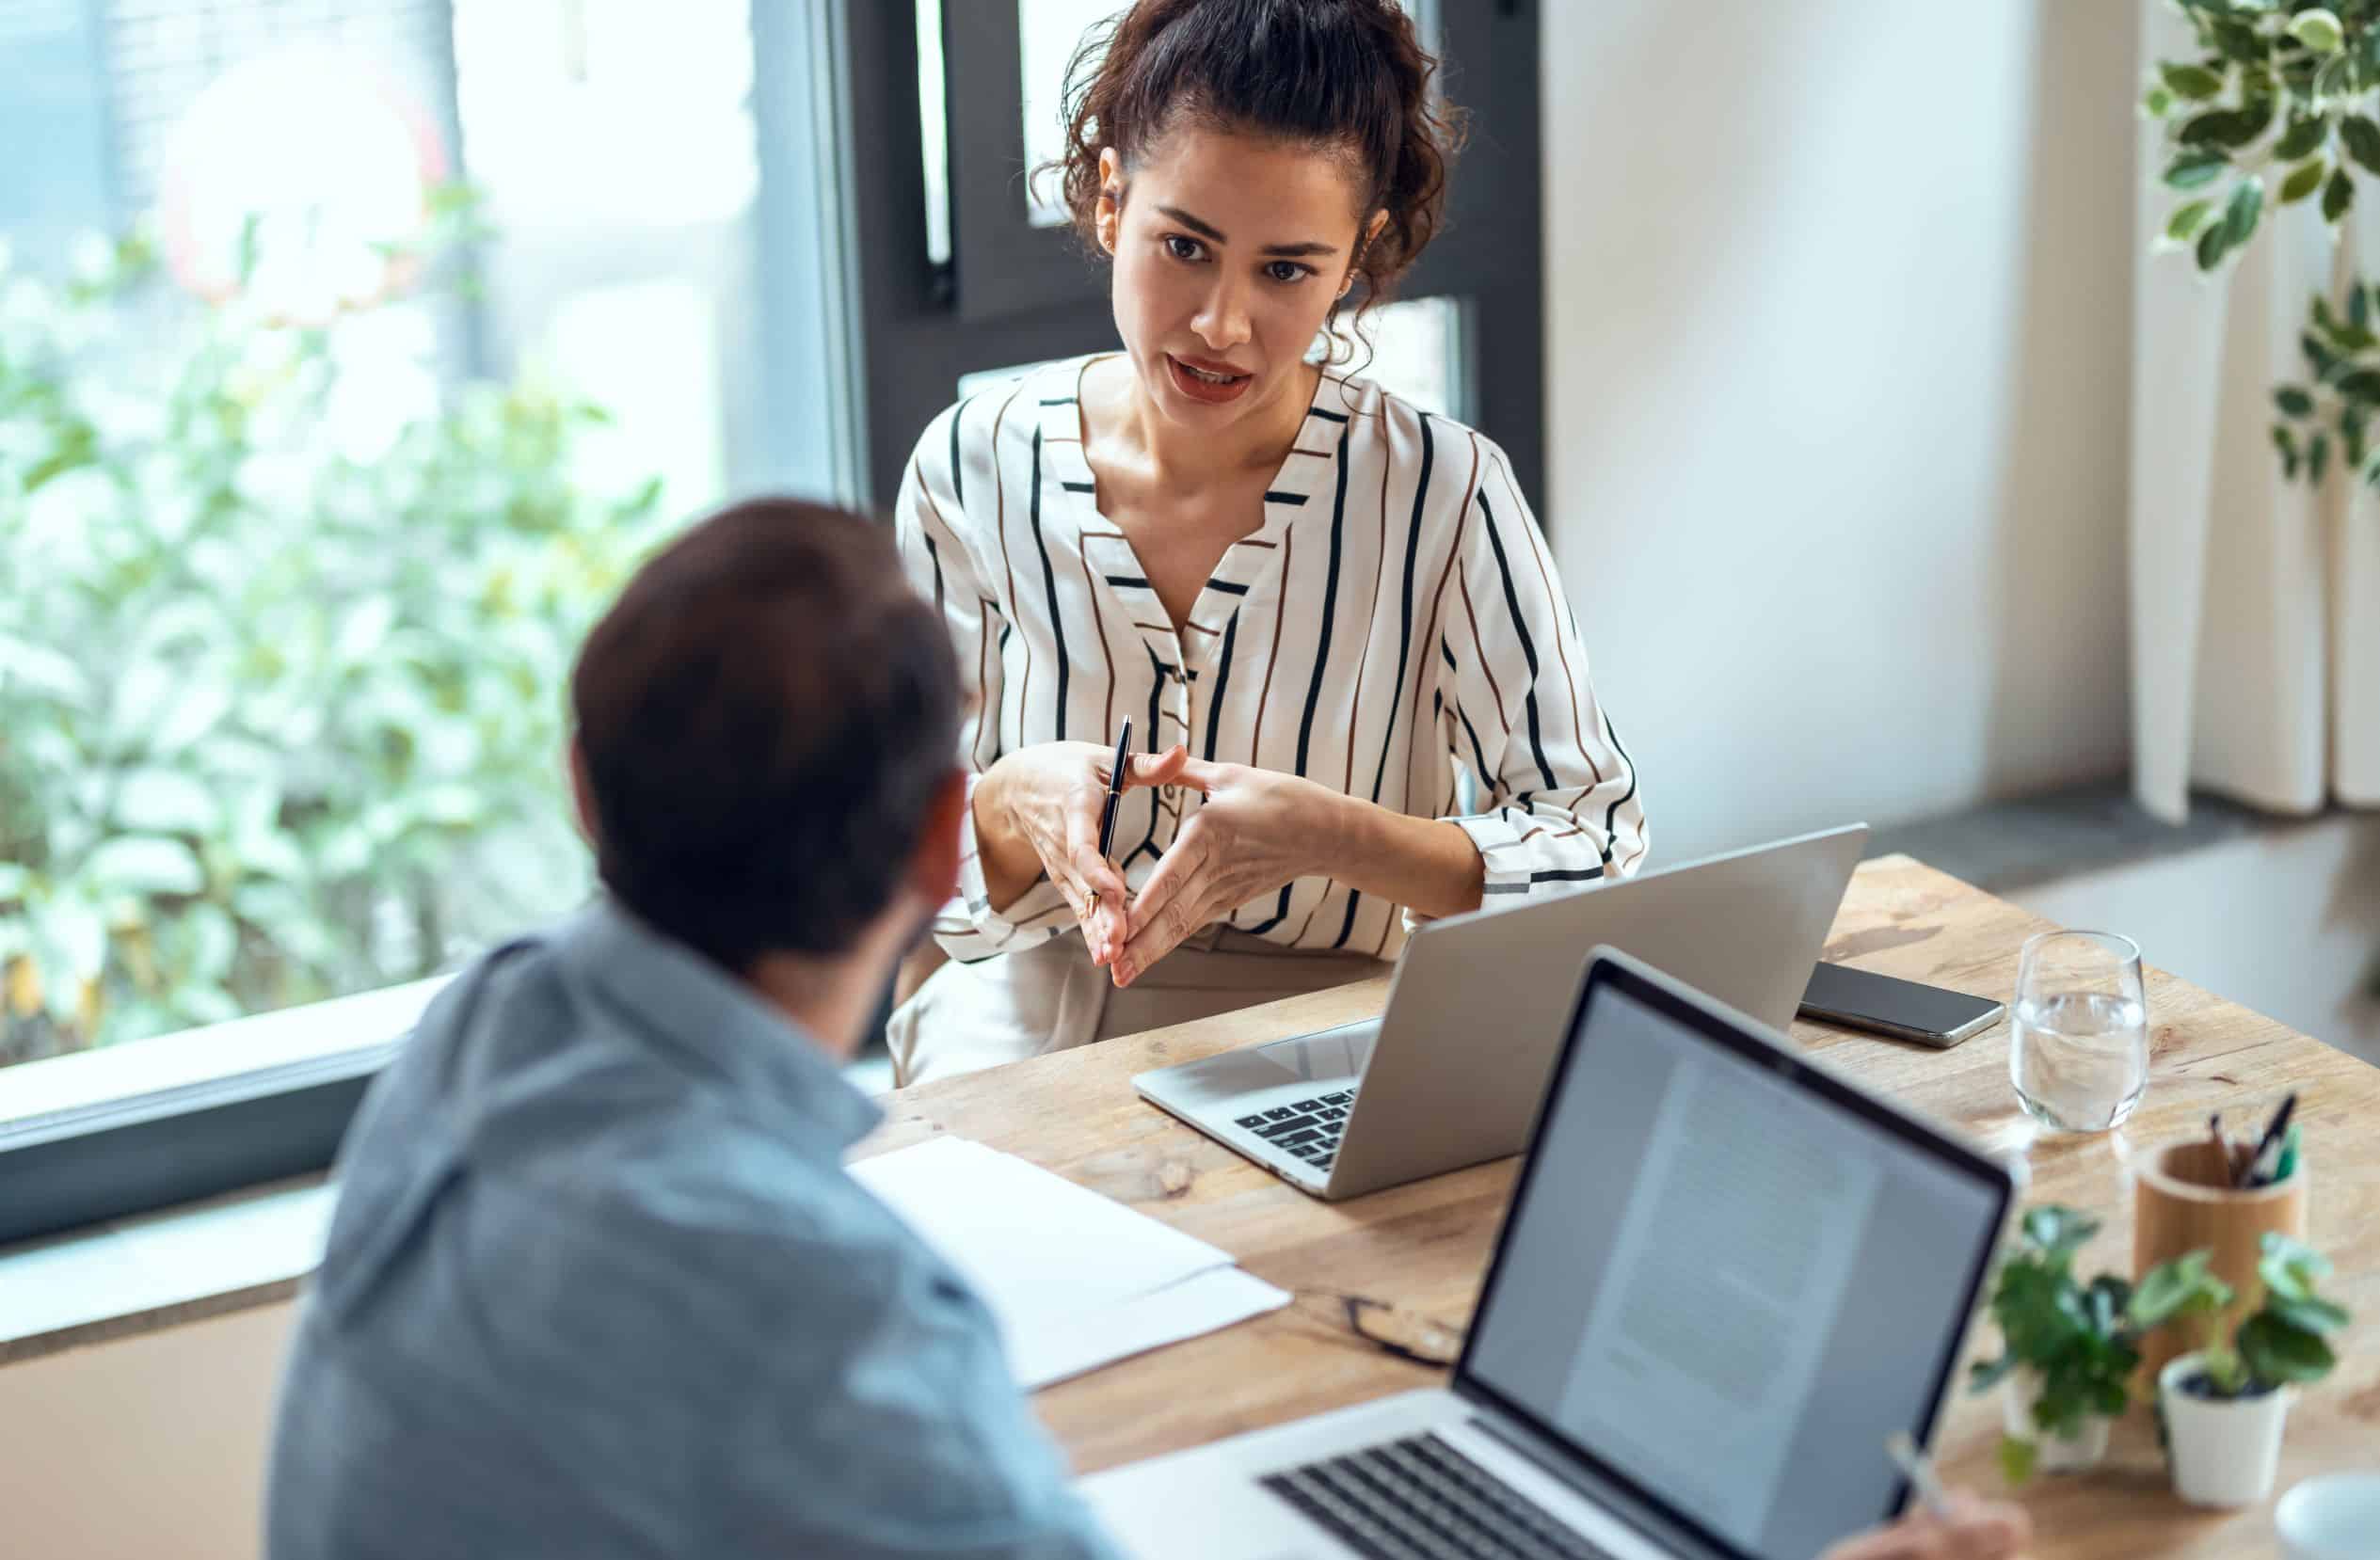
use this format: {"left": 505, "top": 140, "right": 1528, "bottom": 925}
{"left": 889, "top": 0, "right": 1647, "bottom": 1084}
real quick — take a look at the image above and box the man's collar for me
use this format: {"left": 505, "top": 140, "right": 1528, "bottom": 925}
{"left": 555, "top": 899, "right": 883, "bottom": 1155}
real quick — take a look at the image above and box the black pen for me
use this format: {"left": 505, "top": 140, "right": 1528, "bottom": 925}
{"left": 1084, "top": 721, "right": 1132, "bottom": 921}
{"left": 2239, "top": 1091, "right": 2298, "bottom": 1188}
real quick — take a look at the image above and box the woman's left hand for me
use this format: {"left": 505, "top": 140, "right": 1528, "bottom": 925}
{"left": 1111, "top": 746, "right": 1343, "bottom": 987}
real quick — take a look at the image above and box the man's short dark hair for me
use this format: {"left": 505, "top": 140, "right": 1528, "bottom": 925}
{"left": 570, "top": 499, "right": 960, "bottom": 969}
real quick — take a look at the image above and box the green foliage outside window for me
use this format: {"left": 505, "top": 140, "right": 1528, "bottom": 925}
{"left": 0, "top": 211, "right": 666, "bottom": 1064}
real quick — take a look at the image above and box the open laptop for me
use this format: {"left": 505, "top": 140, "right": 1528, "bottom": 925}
{"left": 1133, "top": 824, "right": 1867, "bottom": 1201}
{"left": 1085, "top": 948, "right": 2017, "bottom": 1560}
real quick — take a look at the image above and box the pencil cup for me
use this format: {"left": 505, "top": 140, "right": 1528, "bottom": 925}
{"left": 2132, "top": 1137, "right": 2308, "bottom": 1382}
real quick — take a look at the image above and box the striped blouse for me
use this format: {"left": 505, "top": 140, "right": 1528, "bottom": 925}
{"left": 894, "top": 356, "right": 1648, "bottom": 967}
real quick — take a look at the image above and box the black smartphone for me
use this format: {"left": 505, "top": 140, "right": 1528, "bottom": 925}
{"left": 1797, "top": 962, "right": 2006, "bottom": 1048}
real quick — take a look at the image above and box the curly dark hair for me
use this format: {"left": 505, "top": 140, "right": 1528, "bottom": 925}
{"left": 1045, "top": 0, "right": 1465, "bottom": 346}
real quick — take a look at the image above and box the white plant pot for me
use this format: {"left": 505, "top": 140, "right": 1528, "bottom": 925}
{"left": 2159, "top": 1352, "right": 2292, "bottom": 1508}
{"left": 1999, "top": 1367, "right": 2112, "bottom": 1472}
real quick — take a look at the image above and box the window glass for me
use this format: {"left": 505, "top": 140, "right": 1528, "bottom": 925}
{"left": 452, "top": 0, "right": 757, "bottom": 229}
{"left": 0, "top": 0, "right": 777, "bottom": 1074}
{"left": 1017, "top": 0, "right": 1120, "bottom": 228}
{"left": 917, "top": 0, "right": 952, "bottom": 266}
{"left": 1340, "top": 294, "right": 1467, "bottom": 420}
{"left": 451, "top": 0, "right": 759, "bottom": 517}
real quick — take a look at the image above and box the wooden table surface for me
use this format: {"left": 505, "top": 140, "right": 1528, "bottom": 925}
{"left": 858, "top": 855, "right": 2380, "bottom": 1558}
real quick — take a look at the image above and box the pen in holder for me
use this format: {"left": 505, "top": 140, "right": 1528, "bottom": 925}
{"left": 2132, "top": 1134, "right": 2308, "bottom": 1383}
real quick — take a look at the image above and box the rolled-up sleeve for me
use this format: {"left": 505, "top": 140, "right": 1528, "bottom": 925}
{"left": 942, "top": 777, "right": 1078, "bottom": 961}
{"left": 894, "top": 415, "right": 1077, "bottom": 963}
{"left": 1425, "top": 441, "right": 1646, "bottom": 919}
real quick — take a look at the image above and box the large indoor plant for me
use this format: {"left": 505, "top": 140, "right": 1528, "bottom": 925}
{"left": 1967, "top": 1206, "right": 2141, "bottom": 1481}
{"left": 2130, "top": 1233, "right": 2354, "bottom": 1506}
{"left": 2141, "top": 1, "right": 2380, "bottom": 485}
{"left": 0, "top": 199, "right": 666, "bottom": 1063}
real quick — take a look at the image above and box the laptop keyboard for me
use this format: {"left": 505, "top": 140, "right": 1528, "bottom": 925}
{"left": 1261, "top": 1432, "right": 1618, "bottom": 1560}
{"left": 1235, "top": 1090, "right": 1357, "bottom": 1173}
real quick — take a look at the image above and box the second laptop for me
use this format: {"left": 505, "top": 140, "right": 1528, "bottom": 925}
{"left": 1133, "top": 823, "right": 1868, "bottom": 1200}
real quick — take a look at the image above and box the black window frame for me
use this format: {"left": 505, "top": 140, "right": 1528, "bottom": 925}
{"left": 0, "top": 1042, "right": 400, "bottom": 1248}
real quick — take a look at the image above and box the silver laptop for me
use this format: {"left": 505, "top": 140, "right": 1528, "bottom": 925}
{"left": 1133, "top": 824, "right": 1867, "bottom": 1201}
{"left": 1085, "top": 948, "right": 2016, "bottom": 1560}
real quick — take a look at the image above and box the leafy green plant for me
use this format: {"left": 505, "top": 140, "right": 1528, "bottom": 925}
{"left": 2271, "top": 276, "right": 2380, "bottom": 486}
{"left": 1967, "top": 1206, "right": 2142, "bottom": 1484}
{"left": 0, "top": 199, "right": 666, "bottom": 1062}
{"left": 2138, "top": 2, "right": 2380, "bottom": 487}
{"left": 2130, "top": 1232, "right": 2354, "bottom": 1396}
{"left": 2141, "top": 2, "right": 2380, "bottom": 268}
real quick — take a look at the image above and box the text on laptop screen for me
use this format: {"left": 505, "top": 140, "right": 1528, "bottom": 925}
{"left": 1465, "top": 981, "right": 2003, "bottom": 1560}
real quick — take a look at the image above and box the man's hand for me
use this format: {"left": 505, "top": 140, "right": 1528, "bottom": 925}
{"left": 1818, "top": 1493, "right": 2031, "bottom": 1560}
{"left": 1110, "top": 749, "right": 1341, "bottom": 987}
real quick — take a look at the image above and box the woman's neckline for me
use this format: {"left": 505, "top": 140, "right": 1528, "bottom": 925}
{"left": 1032, "top": 354, "right": 1357, "bottom": 671}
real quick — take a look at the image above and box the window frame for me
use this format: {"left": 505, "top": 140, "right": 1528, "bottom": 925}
{"left": 941, "top": 0, "right": 1092, "bottom": 324}
{"left": 0, "top": 993, "right": 427, "bottom": 1248}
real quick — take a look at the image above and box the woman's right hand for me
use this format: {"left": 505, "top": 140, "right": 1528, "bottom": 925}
{"left": 975, "top": 742, "right": 1189, "bottom": 963}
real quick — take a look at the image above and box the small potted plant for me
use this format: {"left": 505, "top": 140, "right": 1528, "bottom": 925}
{"left": 1967, "top": 1206, "right": 2140, "bottom": 1480}
{"left": 2130, "top": 1233, "right": 2353, "bottom": 1507}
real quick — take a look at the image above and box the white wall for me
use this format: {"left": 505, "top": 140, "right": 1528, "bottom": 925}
{"left": 0, "top": 1301, "right": 293, "bottom": 1560}
{"left": 1543, "top": 0, "right": 2139, "bottom": 863}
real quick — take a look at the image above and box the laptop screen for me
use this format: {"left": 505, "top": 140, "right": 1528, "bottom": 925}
{"left": 1461, "top": 969, "right": 2007, "bottom": 1560}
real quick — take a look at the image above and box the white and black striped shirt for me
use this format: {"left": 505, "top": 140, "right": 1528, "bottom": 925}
{"left": 896, "top": 356, "right": 1647, "bottom": 965}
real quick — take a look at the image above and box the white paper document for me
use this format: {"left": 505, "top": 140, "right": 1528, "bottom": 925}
{"left": 850, "top": 1136, "right": 1289, "bottom": 1388}
{"left": 1007, "top": 1266, "right": 1290, "bottom": 1388}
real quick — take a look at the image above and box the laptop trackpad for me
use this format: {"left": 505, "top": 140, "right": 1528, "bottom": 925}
{"left": 1253, "top": 1019, "right": 1380, "bottom": 1083}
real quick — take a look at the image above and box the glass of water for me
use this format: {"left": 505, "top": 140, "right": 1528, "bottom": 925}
{"left": 2010, "top": 931, "right": 2148, "bottom": 1133}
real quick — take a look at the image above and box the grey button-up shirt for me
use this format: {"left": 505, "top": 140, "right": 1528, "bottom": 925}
{"left": 266, "top": 900, "right": 1122, "bottom": 1559}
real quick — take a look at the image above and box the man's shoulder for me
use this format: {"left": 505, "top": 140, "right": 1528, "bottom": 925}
{"left": 329, "top": 915, "right": 925, "bottom": 1324}
{"left": 387, "top": 924, "right": 572, "bottom": 1083}
{"left": 474, "top": 1126, "right": 997, "bottom": 1447}
{"left": 319, "top": 927, "right": 569, "bottom": 1218}
{"left": 270, "top": 1124, "right": 1027, "bottom": 1558}
{"left": 570, "top": 1108, "right": 905, "bottom": 1261}
{"left": 331, "top": 1089, "right": 958, "bottom": 1381}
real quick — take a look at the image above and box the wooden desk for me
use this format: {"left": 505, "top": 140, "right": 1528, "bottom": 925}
{"left": 861, "top": 855, "right": 2380, "bottom": 1558}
